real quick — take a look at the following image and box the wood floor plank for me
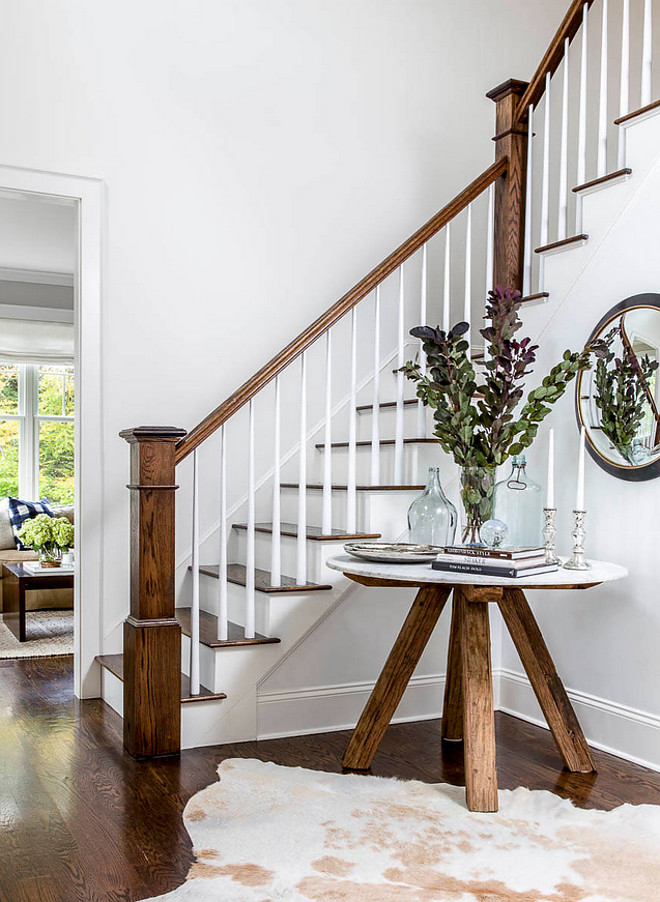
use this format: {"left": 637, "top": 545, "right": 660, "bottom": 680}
{"left": 0, "top": 655, "right": 659, "bottom": 901}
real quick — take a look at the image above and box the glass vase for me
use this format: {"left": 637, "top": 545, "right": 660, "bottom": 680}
{"left": 407, "top": 467, "right": 457, "bottom": 547}
{"left": 459, "top": 465, "right": 496, "bottom": 544}
{"left": 39, "top": 548, "right": 61, "bottom": 568}
{"left": 492, "top": 455, "right": 544, "bottom": 547}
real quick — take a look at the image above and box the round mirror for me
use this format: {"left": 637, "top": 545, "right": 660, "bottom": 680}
{"left": 576, "top": 293, "right": 660, "bottom": 481}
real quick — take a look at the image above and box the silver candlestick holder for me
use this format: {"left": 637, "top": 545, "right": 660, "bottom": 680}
{"left": 563, "top": 509, "right": 591, "bottom": 570}
{"left": 543, "top": 508, "right": 559, "bottom": 564}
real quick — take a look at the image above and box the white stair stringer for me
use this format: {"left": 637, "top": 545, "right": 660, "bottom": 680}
{"left": 524, "top": 105, "right": 660, "bottom": 342}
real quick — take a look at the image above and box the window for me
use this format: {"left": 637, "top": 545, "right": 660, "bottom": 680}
{"left": 0, "top": 364, "right": 74, "bottom": 504}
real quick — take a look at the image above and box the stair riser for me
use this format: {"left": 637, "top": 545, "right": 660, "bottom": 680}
{"left": 310, "top": 441, "right": 444, "bottom": 484}
{"left": 233, "top": 529, "right": 348, "bottom": 586}
{"left": 278, "top": 486, "right": 422, "bottom": 535}
{"left": 356, "top": 404, "right": 430, "bottom": 442}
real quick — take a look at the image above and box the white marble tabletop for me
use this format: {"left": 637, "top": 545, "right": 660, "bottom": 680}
{"left": 326, "top": 554, "right": 628, "bottom": 591}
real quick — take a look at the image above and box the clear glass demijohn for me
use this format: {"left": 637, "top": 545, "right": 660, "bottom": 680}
{"left": 407, "top": 467, "right": 457, "bottom": 547}
{"left": 492, "top": 454, "right": 544, "bottom": 547}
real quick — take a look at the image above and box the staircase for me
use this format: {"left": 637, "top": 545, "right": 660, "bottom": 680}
{"left": 100, "top": 0, "right": 660, "bottom": 756}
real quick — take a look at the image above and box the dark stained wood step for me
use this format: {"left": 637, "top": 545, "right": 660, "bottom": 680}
{"left": 520, "top": 292, "right": 550, "bottom": 303}
{"left": 535, "top": 234, "right": 588, "bottom": 254}
{"left": 573, "top": 168, "right": 632, "bottom": 193}
{"left": 194, "top": 562, "right": 331, "bottom": 593}
{"left": 614, "top": 99, "right": 660, "bottom": 125}
{"left": 95, "top": 654, "right": 227, "bottom": 703}
{"left": 175, "top": 608, "right": 280, "bottom": 648}
{"left": 280, "top": 483, "right": 424, "bottom": 492}
{"left": 233, "top": 521, "right": 381, "bottom": 541}
{"left": 356, "top": 399, "right": 419, "bottom": 413}
{"left": 315, "top": 438, "right": 436, "bottom": 450}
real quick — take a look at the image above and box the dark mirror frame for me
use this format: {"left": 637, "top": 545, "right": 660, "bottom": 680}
{"left": 575, "top": 292, "right": 660, "bottom": 482}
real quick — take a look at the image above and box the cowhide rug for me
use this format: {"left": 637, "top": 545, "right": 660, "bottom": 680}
{"left": 144, "top": 758, "right": 660, "bottom": 901}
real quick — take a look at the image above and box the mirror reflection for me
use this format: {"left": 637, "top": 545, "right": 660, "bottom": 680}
{"left": 578, "top": 298, "right": 660, "bottom": 478}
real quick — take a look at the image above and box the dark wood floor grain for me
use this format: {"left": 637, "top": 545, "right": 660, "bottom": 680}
{"left": 1, "top": 655, "right": 660, "bottom": 901}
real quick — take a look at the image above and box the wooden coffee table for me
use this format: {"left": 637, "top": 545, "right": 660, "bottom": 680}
{"left": 326, "top": 554, "right": 627, "bottom": 812}
{"left": 2, "top": 562, "right": 74, "bottom": 642}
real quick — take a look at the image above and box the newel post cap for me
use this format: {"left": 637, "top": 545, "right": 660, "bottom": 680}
{"left": 120, "top": 426, "right": 187, "bottom": 443}
{"left": 486, "top": 78, "right": 529, "bottom": 103}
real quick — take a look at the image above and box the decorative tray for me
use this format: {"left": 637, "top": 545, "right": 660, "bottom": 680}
{"left": 343, "top": 542, "right": 441, "bottom": 564}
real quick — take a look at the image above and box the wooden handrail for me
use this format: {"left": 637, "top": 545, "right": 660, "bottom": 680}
{"left": 514, "top": 0, "right": 597, "bottom": 127}
{"left": 175, "top": 157, "right": 507, "bottom": 465}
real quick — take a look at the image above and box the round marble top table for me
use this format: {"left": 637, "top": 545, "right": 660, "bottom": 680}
{"left": 326, "top": 553, "right": 628, "bottom": 813}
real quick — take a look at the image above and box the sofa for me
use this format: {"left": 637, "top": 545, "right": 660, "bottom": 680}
{"left": 0, "top": 503, "right": 74, "bottom": 613}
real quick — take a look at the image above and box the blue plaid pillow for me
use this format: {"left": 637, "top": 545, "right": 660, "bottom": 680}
{"left": 8, "top": 497, "right": 55, "bottom": 549}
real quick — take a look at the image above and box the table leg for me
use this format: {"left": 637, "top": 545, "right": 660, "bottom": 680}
{"left": 442, "top": 591, "right": 463, "bottom": 742}
{"left": 3, "top": 573, "right": 26, "bottom": 642}
{"left": 461, "top": 591, "right": 498, "bottom": 812}
{"left": 342, "top": 584, "right": 451, "bottom": 771}
{"left": 498, "top": 587, "right": 596, "bottom": 773}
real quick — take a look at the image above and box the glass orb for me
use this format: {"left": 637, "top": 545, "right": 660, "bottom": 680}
{"left": 480, "top": 518, "right": 508, "bottom": 548}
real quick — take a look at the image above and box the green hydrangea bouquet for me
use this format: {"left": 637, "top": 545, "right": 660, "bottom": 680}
{"left": 17, "top": 514, "right": 75, "bottom": 566}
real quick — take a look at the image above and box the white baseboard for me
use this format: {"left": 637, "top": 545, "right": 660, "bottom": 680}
{"left": 258, "top": 667, "right": 660, "bottom": 773}
{"left": 257, "top": 672, "right": 446, "bottom": 740}
{"left": 499, "top": 668, "right": 660, "bottom": 772}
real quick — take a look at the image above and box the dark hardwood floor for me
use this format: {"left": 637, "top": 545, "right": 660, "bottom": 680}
{"left": 2, "top": 655, "right": 660, "bottom": 902}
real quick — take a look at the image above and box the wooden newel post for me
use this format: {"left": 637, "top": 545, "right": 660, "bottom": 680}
{"left": 119, "top": 425, "right": 187, "bottom": 758}
{"left": 486, "top": 78, "right": 530, "bottom": 293}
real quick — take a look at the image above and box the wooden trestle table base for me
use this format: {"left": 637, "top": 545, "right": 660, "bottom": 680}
{"left": 326, "top": 554, "right": 627, "bottom": 812}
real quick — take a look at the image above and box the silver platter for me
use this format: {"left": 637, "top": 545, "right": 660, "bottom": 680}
{"left": 343, "top": 542, "right": 440, "bottom": 564}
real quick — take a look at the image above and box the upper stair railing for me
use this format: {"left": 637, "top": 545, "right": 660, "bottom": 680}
{"left": 517, "top": 0, "right": 654, "bottom": 299}
{"left": 118, "top": 0, "right": 656, "bottom": 758}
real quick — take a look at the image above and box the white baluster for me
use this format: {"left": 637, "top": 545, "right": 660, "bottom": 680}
{"left": 190, "top": 449, "right": 200, "bottom": 695}
{"left": 523, "top": 105, "right": 534, "bottom": 297}
{"left": 618, "top": 0, "right": 630, "bottom": 168}
{"left": 558, "top": 39, "right": 570, "bottom": 240}
{"left": 245, "top": 399, "right": 256, "bottom": 639}
{"left": 322, "top": 331, "right": 333, "bottom": 534}
{"left": 463, "top": 203, "right": 472, "bottom": 353}
{"left": 296, "top": 352, "right": 307, "bottom": 584}
{"left": 642, "top": 0, "right": 653, "bottom": 107}
{"left": 485, "top": 183, "right": 494, "bottom": 360}
{"left": 370, "top": 288, "right": 381, "bottom": 486}
{"left": 346, "top": 307, "right": 358, "bottom": 533}
{"left": 270, "top": 377, "right": 282, "bottom": 586}
{"left": 394, "top": 265, "right": 405, "bottom": 486}
{"left": 576, "top": 2, "right": 589, "bottom": 233}
{"left": 597, "top": 0, "right": 608, "bottom": 178}
{"left": 442, "top": 224, "right": 451, "bottom": 332}
{"left": 539, "top": 72, "right": 551, "bottom": 291}
{"left": 417, "top": 245, "right": 427, "bottom": 438}
{"left": 217, "top": 423, "right": 228, "bottom": 641}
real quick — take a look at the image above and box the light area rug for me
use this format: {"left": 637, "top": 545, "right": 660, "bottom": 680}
{"left": 0, "top": 609, "right": 73, "bottom": 658}
{"left": 143, "top": 758, "right": 660, "bottom": 902}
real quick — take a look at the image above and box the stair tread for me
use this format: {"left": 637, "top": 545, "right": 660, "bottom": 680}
{"left": 573, "top": 168, "right": 632, "bottom": 193}
{"left": 315, "top": 438, "right": 435, "bottom": 450}
{"left": 95, "top": 654, "right": 227, "bottom": 703}
{"left": 195, "top": 562, "right": 331, "bottom": 593}
{"left": 280, "top": 483, "right": 424, "bottom": 492}
{"left": 175, "top": 608, "right": 281, "bottom": 647}
{"left": 535, "top": 234, "right": 588, "bottom": 254}
{"left": 233, "top": 521, "right": 381, "bottom": 541}
{"left": 356, "top": 399, "right": 419, "bottom": 413}
{"left": 614, "top": 98, "right": 660, "bottom": 125}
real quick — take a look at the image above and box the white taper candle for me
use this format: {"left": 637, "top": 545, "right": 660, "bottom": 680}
{"left": 576, "top": 426, "right": 586, "bottom": 510}
{"left": 546, "top": 427, "right": 555, "bottom": 509}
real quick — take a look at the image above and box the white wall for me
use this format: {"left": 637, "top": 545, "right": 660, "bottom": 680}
{"left": 498, "top": 141, "right": 660, "bottom": 770}
{"left": 0, "top": 0, "right": 570, "bottom": 692}
{"left": 0, "top": 194, "right": 75, "bottom": 274}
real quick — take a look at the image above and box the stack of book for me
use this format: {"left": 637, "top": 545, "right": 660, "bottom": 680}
{"left": 431, "top": 544, "right": 557, "bottom": 579}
